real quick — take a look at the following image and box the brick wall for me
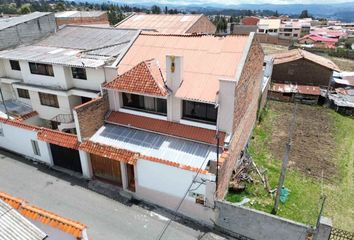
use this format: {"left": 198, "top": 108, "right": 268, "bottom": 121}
{"left": 187, "top": 16, "right": 216, "bottom": 34}
{"left": 56, "top": 13, "right": 109, "bottom": 26}
{"left": 74, "top": 95, "right": 109, "bottom": 140}
{"left": 272, "top": 59, "right": 333, "bottom": 87}
{"left": 216, "top": 37, "right": 264, "bottom": 199}
{"left": 256, "top": 33, "right": 291, "bottom": 46}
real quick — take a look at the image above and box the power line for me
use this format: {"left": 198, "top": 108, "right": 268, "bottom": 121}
{"left": 155, "top": 156, "right": 210, "bottom": 240}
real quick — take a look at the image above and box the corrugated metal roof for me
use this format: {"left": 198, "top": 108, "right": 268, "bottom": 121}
{"left": 37, "top": 25, "right": 139, "bottom": 57}
{"left": 270, "top": 83, "right": 321, "bottom": 95}
{"left": 55, "top": 11, "right": 105, "bottom": 18}
{"left": 0, "top": 46, "right": 106, "bottom": 68}
{"left": 0, "top": 200, "right": 47, "bottom": 240}
{"left": 90, "top": 124, "right": 218, "bottom": 170}
{"left": 116, "top": 13, "right": 203, "bottom": 34}
{"left": 0, "top": 12, "right": 51, "bottom": 31}
{"left": 118, "top": 33, "right": 248, "bottom": 103}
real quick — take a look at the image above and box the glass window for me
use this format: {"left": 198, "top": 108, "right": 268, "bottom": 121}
{"left": 17, "top": 88, "right": 30, "bottom": 99}
{"left": 31, "top": 140, "right": 41, "bottom": 156}
{"left": 182, "top": 100, "right": 217, "bottom": 124}
{"left": 122, "top": 92, "right": 167, "bottom": 115}
{"left": 29, "top": 62, "right": 54, "bottom": 76}
{"left": 10, "top": 60, "right": 21, "bottom": 71}
{"left": 71, "top": 67, "right": 87, "bottom": 80}
{"left": 39, "top": 92, "right": 59, "bottom": 108}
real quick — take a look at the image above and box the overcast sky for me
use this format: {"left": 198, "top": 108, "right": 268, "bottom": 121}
{"left": 120, "top": 0, "right": 353, "bottom": 4}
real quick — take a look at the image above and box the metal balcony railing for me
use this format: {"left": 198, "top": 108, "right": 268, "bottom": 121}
{"left": 51, "top": 113, "right": 74, "bottom": 123}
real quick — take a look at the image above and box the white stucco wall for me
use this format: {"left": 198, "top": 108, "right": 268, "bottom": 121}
{"left": 20, "top": 61, "right": 69, "bottom": 90}
{"left": 0, "top": 122, "right": 52, "bottom": 165}
{"left": 0, "top": 82, "right": 15, "bottom": 100}
{"left": 217, "top": 79, "right": 236, "bottom": 135}
{"left": 28, "top": 90, "right": 73, "bottom": 120}
{"left": 135, "top": 159, "right": 215, "bottom": 224}
{"left": 1, "top": 59, "right": 23, "bottom": 80}
{"left": 71, "top": 67, "right": 106, "bottom": 91}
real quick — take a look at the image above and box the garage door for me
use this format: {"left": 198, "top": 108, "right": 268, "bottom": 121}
{"left": 50, "top": 144, "right": 82, "bottom": 173}
{"left": 90, "top": 154, "right": 122, "bottom": 187}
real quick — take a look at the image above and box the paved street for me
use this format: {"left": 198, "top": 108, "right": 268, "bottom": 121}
{"left": 0, "top": 149, "right": 225, "bottom": 240}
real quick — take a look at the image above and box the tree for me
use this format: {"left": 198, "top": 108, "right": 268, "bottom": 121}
{"left": 55, "top": 2, "right": 65, "bottom": 12}
{"left": 273, "top": 10, "right": 279, "bottom": 17}
{"left": 299, "top": 10, "right": 310, "bottom": 19}
{"left": 20, "top": 4, "right": 31, "bottom": 14}
{"left": 151, "top": 5, "right": 161, "bottom": 14}
{"left": 164, "top": 6, "right": 167, "bottom": 14}
{"left": 107, "top": 6, "right": 125, "bottom": 26}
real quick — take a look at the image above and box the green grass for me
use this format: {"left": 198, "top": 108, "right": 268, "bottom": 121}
{"left": 226, "top": 103, "right": 354, "bottom": 231}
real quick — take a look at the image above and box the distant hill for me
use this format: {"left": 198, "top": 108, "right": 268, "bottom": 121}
{"left": 75, "top": 0, "right": 354, "bottom": 22}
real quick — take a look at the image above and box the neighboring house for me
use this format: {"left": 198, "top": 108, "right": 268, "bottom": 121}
{"left": 278, "top": 19, "right": 311, "bottom": 40}
{"left": 241, "top": 16, "right": 260, "bottom": 26}
{"left": 227, "top": 23, "right": 258, "bottom": 35}
{"left": 0, "top": 25, "right": 139, "bottom": 132}
{"left": 298, "top": 34, "right": 338, "bottom": 48}
{"left": 0, "top": 191, "right": 88, "bottom": 240}
{"left": 269, "top": 49, "right": 339, "bottom": 103}
{"left": 55, "top": 11, "right": 109, "bottom": 27}
{"left": 73, "top": 32, "right": 264, "bottom": 223}
{"left": 329, "top": 72, "right": 354, "bottom": 116}
{"left": 257, "top": 19, "right": 281, "bottom": 36}
{"left": 115, "top": 13, "right": 216, "bottom": 34}
{"left": 0, "top": 12, "right": 56, "bottom": 50}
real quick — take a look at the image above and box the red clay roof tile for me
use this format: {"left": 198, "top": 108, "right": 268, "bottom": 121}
{"left": 106, "top": 111, "right": 225, "bottom": 145}
{"left": 0, "top": 117, "right": 41, "bottom": 131}
{"left": 104, "top": 59, "right": 169, "bottom": 97}
{"left": 0, "top": 192, "right": 25, "bottom": 210}
{"left": 37, "top": 129, "right": 80, "bottom": 150}
{"left": 0, "top": 192, "right": 86, "bottom": 239}
{"left": 20, "top": 205, "right": 86, "bottom": 239}
{"left": 79, "top": 140, "right": 139, "bottom": 164}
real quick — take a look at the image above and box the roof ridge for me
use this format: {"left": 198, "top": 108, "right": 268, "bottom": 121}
{"left": 21, "top": 205, "right": 86, "bottom": 230}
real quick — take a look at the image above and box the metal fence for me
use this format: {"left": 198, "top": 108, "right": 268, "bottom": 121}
{"left": 330, "top": 228, "right": 354, "bottom": 240}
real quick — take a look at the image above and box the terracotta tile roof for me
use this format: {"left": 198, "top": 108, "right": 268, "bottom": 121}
{"left": 272, "top": 49, "right": 340, "bottom": 71}
{"left": 141, "top": 155, "right": 208, "bottom": 174}
{"left": 116, "top": 13, "right": 210, "bottom": 34}
{"left": 0, "top": 192, "right": 87, "bottom": 239}
{"left": 0, "top": 117, "right": 41, "bottom": 131}
{"left": 0, "top": 192, "right": 25, "bottom": 210}
{"left": 104, "top": 59, "right": 169, "bottom": 97}
{"left": 79, "top": 140, "right": 139, "bottom": 164}
{"left": 37, "top": 129, "right": 79, "bottom": 150}
{"left": 271, "top": 83, "right": 321, "bottom": 96}
{"left": 20, "top": 205, "right": 86, "bottom": 239}
{"left": 106, "top": 111, "right": 225, "bottom": 145}
{"left": 15, "top": 111, "right": 39, "bottom": 121}
{"left": 117, "top": 33, "right": 248, "bottom": 103}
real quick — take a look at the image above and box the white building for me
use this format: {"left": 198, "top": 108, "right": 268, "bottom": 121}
{"left": 0, "top": 25, "right": 139, "bottom": 132}
{"left": 257, "top": 19, "right": 281, "bottom": 36}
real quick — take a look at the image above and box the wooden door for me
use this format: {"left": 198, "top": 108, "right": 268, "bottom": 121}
{"left": 127, "top": 164, "right": 135, "bottom": 192}
{"left": 90, "top": 154, "right": 122, "bottom": 187}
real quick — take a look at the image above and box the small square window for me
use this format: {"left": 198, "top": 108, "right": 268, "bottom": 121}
{"left": 71, "top": 67, "right": 87, "bottom": 80}
{"left": 39, "top": 92, "right": 59, "bottom": 108}
{"left": 17, "top": 88, "right": 30, "bottom": 99}
{"left": 10, "top": 60, "right": 21, "bottom": 71}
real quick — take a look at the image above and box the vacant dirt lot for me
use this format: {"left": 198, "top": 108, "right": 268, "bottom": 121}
{"left": 267, "top": 101, "right": 336, "bottom": 180}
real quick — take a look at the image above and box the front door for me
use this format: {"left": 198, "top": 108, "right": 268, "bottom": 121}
{"left": 90, "top": 154, "right": 123, "bottom": 187}
{"left": 50, "top": 144, "right": 82, "bottom": 173}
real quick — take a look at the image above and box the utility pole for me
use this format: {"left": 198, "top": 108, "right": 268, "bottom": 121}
{"left": 215, "top": 130, "right": 220, "bottom": 191}
{"left": 271, "top": 103, "right": 298, "bottom": 215}
{"left": 0, "top": 88, "right": 9, "bottom": 120}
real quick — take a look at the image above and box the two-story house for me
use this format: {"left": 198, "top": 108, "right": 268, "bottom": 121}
{"left": 0, "top": 25, "right": 139, "bottom": 132}
{"left": 74, "top": 32, "right": 264, "bottom": 223}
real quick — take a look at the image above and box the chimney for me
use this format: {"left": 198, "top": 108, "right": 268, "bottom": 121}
{"left": 166, "top": 55, "right": 183, "bottom": 93}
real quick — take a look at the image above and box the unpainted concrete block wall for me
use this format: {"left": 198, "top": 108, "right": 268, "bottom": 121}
{"left": 0, "top": 13, "right": 56, "bottom": 50}
{"left": 215, "top": 201, "right": 312, "bottom": 240}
